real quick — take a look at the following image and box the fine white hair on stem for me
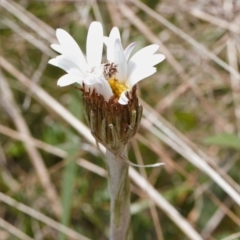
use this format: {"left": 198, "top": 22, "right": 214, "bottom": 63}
{"left": 0, "top": 192, "right": 90, "bottom": 240}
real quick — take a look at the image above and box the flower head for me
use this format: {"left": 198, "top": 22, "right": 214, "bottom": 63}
{"left": 104, "top": 27, "right": 165, "bottom": 104}
{"left": 49, "top": 22, "right": 165, "bottom": 154}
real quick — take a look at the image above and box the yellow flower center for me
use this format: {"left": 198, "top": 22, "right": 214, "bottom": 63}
{"left": 108, "top": 77, "right": 129, "bottom": 98}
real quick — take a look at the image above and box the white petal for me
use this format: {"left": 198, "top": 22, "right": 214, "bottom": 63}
{"left": 103, "top": 36, "right": 110, "bottom": 46}
{"left": 86, "top": 22, "right": 103, "bottom": 68}
{"left": 57, "top": 74, "right": 82, "bottom": 87}
{"left": 84, "top": 75, "right": 102, "bottom": 85}
{"left": 124, "top": 42, "right": 136, "bottom": 60}
{"left": 106, "top": 41, "right": 115, "bottom": 62}
{"left": 127, "top": 44, "right": 160, "bottom": 79}
{"left": 133, "top": 54, "right": 165, "bottom": 68}
{"left": 56, "top": 28, "right": 88, "bottom": 72}
{"left": 56, "top": 29, "right": 79, "bottom": 51}
{"left": 51, "top": 44, "right": 63, "bottom": 54}
{"left": 106, "top": 27, "right": 121, "bottom": 62}
{"left": 48, "top": 55, "right": 84, "bottom": 77}
{"left": 109, "top": 27, "right": 120, "bottom": 41}
{"left": 84, "top": 76, "right": 113, "bottom": 101}
{"left": 146, "top": 54, "right": 165, "bottom": 66}
{"left": 128, "top": 67, "right": 156, "bottom": 87}
{"left": 129, "top": 44, "right": 159, "bottom": 65}
{"left": 128, "top": 54, "right": 165, "bottom": 78}
{"left": 114, "top": 39, "right": 127, "bottom": 83}
{"left": 118, "top": 91, "right": 129, "bottom": 105}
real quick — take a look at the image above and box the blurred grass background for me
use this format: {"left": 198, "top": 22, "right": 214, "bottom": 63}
{"left": 1, "top": 0, "right": 240, "bottom": 239}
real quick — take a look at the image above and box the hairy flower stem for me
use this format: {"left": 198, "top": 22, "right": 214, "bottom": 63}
{"left": 106, "top": 147, "right": 130, "bottom": 240}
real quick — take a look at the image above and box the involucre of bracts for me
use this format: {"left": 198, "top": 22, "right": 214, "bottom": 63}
{"left": 81, "top": 85, "right": 142, "bottom": 154}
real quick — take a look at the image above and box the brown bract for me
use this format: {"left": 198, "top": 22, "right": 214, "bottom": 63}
{"left": 81, "top": 84, "right": 143, "bottom": 154}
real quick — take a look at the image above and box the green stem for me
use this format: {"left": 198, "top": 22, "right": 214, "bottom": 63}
{"left": 106, "top": 147, "right": 130, "bottom": 240}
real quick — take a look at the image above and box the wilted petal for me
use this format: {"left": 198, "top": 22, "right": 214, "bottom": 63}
{"left": 118, "top": 91, "right": 129, "bottom": 105}
{"left": 128, "top": 67, "right": 156, "bottom": 87}
{"left": 57, "top": 74, "right": 82, "bottom": 87}
{"left": 86, "top": 22, "right": 103, "bottom": 68}
{"left": 84, "top": 76, "right": 113, "bottom": 101}
{"left": 114, "top": 39, "right": 127, "bottom": 83}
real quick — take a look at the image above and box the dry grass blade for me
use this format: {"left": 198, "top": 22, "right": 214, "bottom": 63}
{"left": 0, "top": 124, "right": 105, "bottom": 178}
{"left": 142, "top": 100, "right": 240, "bottom": 194}
{"left": 130, "top": 0, "right": 240, "bottom": 80}
{"left": 0, "top": 72, "right": 62, "bottom": 218}
{"left": 0, "top": 217, "right": 34, "bottom": 240}
{"left": 0, "top": 124, "right": 66, "bottom": 158}
{"left": 201, "top": 198, "right": 232, "bottom": 238}
{"left": 221, "top": 232, "right": 240, "bottom": 240}
{"left": 129, "top": 168, "right": 203, "bottom": 240}
{"left": 227, "top": 38, "right": 240, "bottom": 134}
{"left": 0, "top": 192, "right": 90, "bottom": 240}
{"left": 189, "top": 9, "right": 240, "bottom": 34}
{"left": 77, "top": 158, "right": 107, "bottom": 177}
{"left": 0, "top": 56, "right": 94, "bottom": 144}
{"left": 132, "top": 139, "right": 164, "bottom": 240}
{"left": 2, "top": 18, "right": 56, "bottom": 58}
{"left": 118, "top": 2, "right": 187, "bottom": 78}
{"left": 1, "top": 0, "right": 55, "bottom": 42}
{"left": 141, "top": 106, "right": 240, "bottom": 206}
{"left": 118, "top": 3, "right": 194, "bottom": 112}
{"left": 206, "top": 191, "right": 240, "bottom": 229}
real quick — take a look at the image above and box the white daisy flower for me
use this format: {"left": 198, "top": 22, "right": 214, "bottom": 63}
{"left": 48, "top": 21, "right": 113, "bottom": 101}
{"left": 49, "top": 22, "right": 165, "bottom": 106}
{"left": 104, "top": 27, "right": 165, "bottom": 105}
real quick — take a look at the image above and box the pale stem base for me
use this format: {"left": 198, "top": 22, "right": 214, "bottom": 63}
{"left": 105, "top": 147, "right": 130, "bottom": 240}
